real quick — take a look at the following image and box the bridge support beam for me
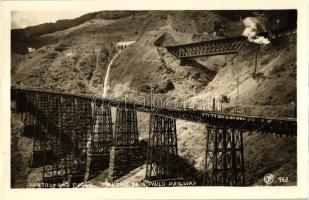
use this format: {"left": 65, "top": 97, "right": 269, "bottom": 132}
{"left": 42, "top": 95, "right": 67, "bottom": 186}
{"left": 145, "top": 115, "right": 179, "bottom": 181}
{"left": 84, "top": 103, "right": 113, "bottom": 181}
{"left": 108, "top": 108, "right": 142, "bottom": 182}
{"left": 203, "top": 125, "right": 245, "bottom": 186}
{"left": 40, "top": 97, "right": 92, "bottom": 187}
{"left": 22, "top": 92, "right": 54, "bottom": 167}
{"left": 65, "top": 99, "right": 91, "bottom": 186}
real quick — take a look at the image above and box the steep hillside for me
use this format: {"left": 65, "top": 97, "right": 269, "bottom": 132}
{"left": 12, "top": 11, "right": 241, "bottom": 93}
{"left": 11, "top": 10, "right": 297, "bottom": 186}
{"left": 190, "top": 35, "right": 296, "bottom": 117}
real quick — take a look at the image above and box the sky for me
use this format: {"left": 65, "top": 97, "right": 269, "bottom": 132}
{"left": 11, "top": 11, "right": 93, "bottom": 29}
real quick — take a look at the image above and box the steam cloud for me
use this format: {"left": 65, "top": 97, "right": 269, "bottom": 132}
{"left": 242, "top": 17, "right": 270, "bottom": 45}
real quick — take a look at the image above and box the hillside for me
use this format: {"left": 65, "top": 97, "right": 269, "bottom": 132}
{"left": 11, "top": 10, "right": 297, "bottom": 186}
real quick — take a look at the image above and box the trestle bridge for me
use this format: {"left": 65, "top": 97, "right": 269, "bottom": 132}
{"left": 11, "top": 87, "right": 296, "bottom": 187}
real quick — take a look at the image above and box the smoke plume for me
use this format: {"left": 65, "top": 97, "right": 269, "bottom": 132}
{"left": 242, "top": 17, "right": 270, "bottom": 45}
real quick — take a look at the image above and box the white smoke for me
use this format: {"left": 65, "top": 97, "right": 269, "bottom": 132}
{"left": 242, "top": 17, "right": 270, "bottom": 45}
{"left": 28, "top": 47, "right": 36, "bottom": 52}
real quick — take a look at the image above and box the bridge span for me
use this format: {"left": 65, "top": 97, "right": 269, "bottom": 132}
{"left": 11, "top": 87, "right": 296, "bottom": 187}
{"left": 165, "top": 28, "right": 296, "bottom": 60}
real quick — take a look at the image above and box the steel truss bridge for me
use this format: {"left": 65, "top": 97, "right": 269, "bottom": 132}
{"left": 165, "top": 28, "right": 296, "bottom": 60}
{"left": 11, "top": 88, "right": 296, "bottom": 187}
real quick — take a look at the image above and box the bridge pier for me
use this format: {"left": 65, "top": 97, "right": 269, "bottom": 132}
{"left": 84, "top": 103, "right": 113, "bottom": 181}
{"left": 13, "top": 91, "right": 53, "bottom": 167}
{"left": 203, "top": 125, "right": 245, "bottom": 186}
{"left": 108, "top": 108, "right": 142, "bottom": 182}
{"left": 65, "top": 99, "right": 92, "bottom": 186}
{"left": 145, "top": 115, "right": 179, "bottom": 181}
{"left": 39, "top": 96, "right": 92, "bottom": 187}
{"left": 42, "top": 95, "right": 68, "bottom": 185}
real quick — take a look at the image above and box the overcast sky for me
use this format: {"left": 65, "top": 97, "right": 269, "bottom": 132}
{"left": 11, "top": 11, "right": 93, "bottom": 29}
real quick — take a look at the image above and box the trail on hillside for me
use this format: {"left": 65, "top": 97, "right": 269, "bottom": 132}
{"left": 88, "top": 48, "right": 102, "bottom": 94}
{"left": 102, "top": 52, "right": 119, "bottom": 98}
{"left": 73, "top": 55, "right": 98, "bottom": 94}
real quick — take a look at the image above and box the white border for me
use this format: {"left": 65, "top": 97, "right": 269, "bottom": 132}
{"left": 0, "top": 0, "right": 308, "bottom": 199}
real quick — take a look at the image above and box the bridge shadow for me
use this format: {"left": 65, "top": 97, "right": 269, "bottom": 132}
{"left": 176, "top": 156, "right": 204, "bottom": 186}
{"left": 86, "top": 139, "right": 203, "bottom": 186}
{"left": 180, "top": 58, "right": 217, "bottom": 82}
{"left": 140, "top": 139, "right": 203, "bottom": 186}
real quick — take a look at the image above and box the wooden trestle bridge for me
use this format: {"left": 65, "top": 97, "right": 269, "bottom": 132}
{"left": 11, "top": 87, "right": 296, "bottom": 187}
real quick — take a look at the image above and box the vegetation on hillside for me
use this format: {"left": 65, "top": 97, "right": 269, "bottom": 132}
{"left": 11, "top": 10, "right": 297, "bottom": 186}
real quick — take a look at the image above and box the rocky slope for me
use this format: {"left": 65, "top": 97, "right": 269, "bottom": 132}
{"left": 11, "top": 10, "right": 297, "bottom": 186}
